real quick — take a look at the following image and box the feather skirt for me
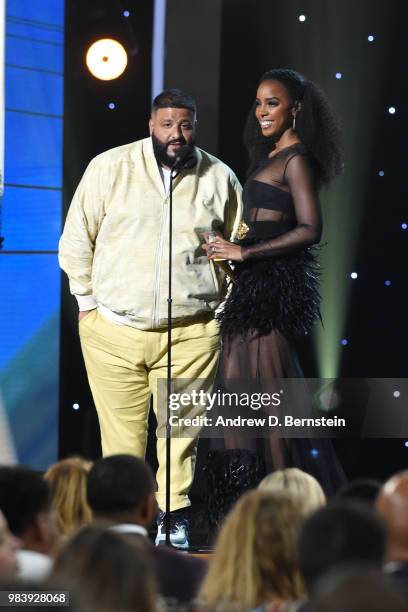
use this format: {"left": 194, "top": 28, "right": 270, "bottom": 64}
{"left": 217, "top": 248, "right": 322, "bottom": 341}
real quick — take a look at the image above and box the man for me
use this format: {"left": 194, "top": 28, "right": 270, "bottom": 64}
{"left": 0, "top": 466, "right": 59, "bottom": 581}
{"left": 298, "top": 500, "right": 386, "bottom": 610}
{"left": 87, "top": 454, "right": 207, "bottom": 604}
{"left": 59, "top": 88, "right": 242, "bottom": 547}
{"left": 376, "top": 471, "right": 408, "bottom": 595}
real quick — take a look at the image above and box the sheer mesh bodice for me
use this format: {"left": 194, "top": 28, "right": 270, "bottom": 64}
{"left": 239, "top": 143, "right": 322, "bottom": 258}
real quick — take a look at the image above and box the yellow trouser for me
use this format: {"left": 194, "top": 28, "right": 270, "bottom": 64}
{"left": 78, "top": 310, "right": 220, "bottom": 511}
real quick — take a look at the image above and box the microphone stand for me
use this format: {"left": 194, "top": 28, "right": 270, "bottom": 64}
{"left": 165, "top": 165, "right": 177, "bottom": 546}
{"left": 164, "top": 146, "right": 196, "bottom": 548}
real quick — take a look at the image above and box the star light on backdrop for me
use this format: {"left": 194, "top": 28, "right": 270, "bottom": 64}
{"left": 297, "top": 0, "right": 399, "bottom": 379}
{"left": 86, "top": 38, "right": 128, "bottom": 80}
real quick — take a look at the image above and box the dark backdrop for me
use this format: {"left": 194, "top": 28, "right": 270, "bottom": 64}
{"left": 60, "top": 0, "right": 408, "bottom": 483}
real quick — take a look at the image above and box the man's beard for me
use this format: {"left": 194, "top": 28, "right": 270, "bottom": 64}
{"left": 151, "top": 133, "right": 195, "bottom": 168}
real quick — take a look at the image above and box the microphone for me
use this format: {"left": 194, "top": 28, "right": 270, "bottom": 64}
{"left": 172, "top": 144, "right": 197, "bottom": 173}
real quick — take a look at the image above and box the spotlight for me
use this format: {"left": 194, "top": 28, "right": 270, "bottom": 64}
{"left": 298, "top": 14, "right": 306, "bottom": 22}
{"left": 310, "top": 448, "right": 319, "bottom": 458}
{"left": 402, "top": 223, "right": 407, "bottom": 230}
{"left": 384, "top": 280, "right": 392, "bottom": 287}
{"left": 86, "top": 39, "right": 128, "bottom": 80}
{"left": 393, "top": 391, "right": 401, "bottom": 398}
{"left": 350, "top": 272, "right": 358, "bottom": 279}
{"left": 388, "top": 106, "right": 396, "bottom": 114}
{"left": 72, "top": 403, "right": 80, "bottom": 410}
{"left": 405, "top": 441, "right": 408, "bottom": 448}
{"left": 378, "top": 170, "right": 385, "bottom": 177}
{"left": 341, "top": 339, "right": 348, "bottom": 346}
{"left": 108, "top": 102, "right": 116, "bottom": 109}
{"left": 368, "top": 34, "right": 375, "bottom": 42}
{"left": 123, "top": 10, "right": 130, "bottom": 17}
{"left": 335, "top": 72, "right": 342, "bottom": 79}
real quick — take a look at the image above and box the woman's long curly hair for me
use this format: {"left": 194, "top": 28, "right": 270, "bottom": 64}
{"left": 244, "top": 68, "right": 343, "bottom": 185}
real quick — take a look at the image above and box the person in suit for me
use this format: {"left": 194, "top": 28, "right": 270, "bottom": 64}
{"left": 376, "top": 471, "right": 408, "bottom": 596}
{"left": 86, "top": 454, "right": 207, "bottom": 605}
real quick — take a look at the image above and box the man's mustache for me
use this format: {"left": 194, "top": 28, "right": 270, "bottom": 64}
{"left": 167, "top": 139, "right": 186, "bottom": 147}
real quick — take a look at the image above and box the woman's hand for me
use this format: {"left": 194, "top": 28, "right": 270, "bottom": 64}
{"left": 203, "top": 234, "right": 243, "bottom": 262}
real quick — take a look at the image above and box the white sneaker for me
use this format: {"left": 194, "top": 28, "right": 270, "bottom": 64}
{"left": 155, "top": 511, "right": 189, "bottom": 550}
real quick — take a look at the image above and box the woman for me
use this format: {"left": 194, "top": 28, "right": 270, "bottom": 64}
{"left": 199, "top": 490, "right": 305, "bottom": 611}
{"left": 259, "top": 467, "right": 326, "bottom": 517}
{"left": 204, "top": 69, "right": 345, "bottom": 492}
{"left": 44, "top": 456, "right": 93, "bottom": 536}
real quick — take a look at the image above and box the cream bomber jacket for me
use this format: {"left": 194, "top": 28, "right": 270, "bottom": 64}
{"left": 59, "top": 137, "right": 243, "bottom": 330}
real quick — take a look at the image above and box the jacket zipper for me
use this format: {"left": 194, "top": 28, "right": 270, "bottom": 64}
{"left": 152, "top": 196, "right": 169, "bottom": 327}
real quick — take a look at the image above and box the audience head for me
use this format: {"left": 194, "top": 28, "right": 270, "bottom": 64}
{"left": 200, "top": 490, "right": 304, "bottom": 609}
{"left": 50, "top": 524, "right": 157, "bottom": 612}
{"left": 0, "top": 466, "right": 58, "bottom": 555}
{"left": 337, "top": 478, "right": 381, "bottom": 506}
{"left": 0, "top": 509, "right": 20, "bottom": 578}
{"left": 87, "top": 455, "right": 157, "bottom": 527}
{"left": 259, "top": 468, "right": 326, "bottom": 517}
{"left": 376, "top": 470, "right": 408, "bottom": 562}
{"left": 309, "top": 565, "right": 406, "bottom": 612}
{"left": 44, "top": 456, "right": 93, "bottom": 536}
{"left": 299, "top": 500, "right": 386, "bottom": 595}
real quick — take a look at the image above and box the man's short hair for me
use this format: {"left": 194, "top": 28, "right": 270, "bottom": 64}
{"left": 87, "top": 455, "right": 156, "bottom": 515}
{"left": 0, "top": 466, "right": 52, "bottom": 536}
{"left": 298, "top": 501, "right": 386, "bottom": 594}
{"left": 152, "top": 89, "right": 196, "bottom": 114}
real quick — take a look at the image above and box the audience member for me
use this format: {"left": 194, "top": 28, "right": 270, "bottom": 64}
{"left": 0, "top": 509, "right": 20, "bottom": 578}
{"left": 259, "top": 468, "right": 326, "bottom": 517}
{"left": 309, "top": 565, "right": 407, "bottom": 612}
{"left": 337, "top": 478, "right": 381, "bottom": 506}
{"left": 0, "top": 466, "right": 59, "bottom": 581}
{"left": 87, "top": 454, "right": 207, "bottom": 605}
{"left": 298, "top": 500, "right": 386, "bottom": 599}
{"left": 199, "top": 490, "right": 304, "bottom": 611}
{"left": 376, "top": 471, "right": 408, "bottom": 594}
{"left": 44, "top": 456, "right": 93, "bottom": 536}
{"left": 50, "top": 525, "right": 157, "bottom": 612}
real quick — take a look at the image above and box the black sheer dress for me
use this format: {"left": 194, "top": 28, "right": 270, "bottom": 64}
{"left": 206, "top": 144, "right": 345, "bottom": 509}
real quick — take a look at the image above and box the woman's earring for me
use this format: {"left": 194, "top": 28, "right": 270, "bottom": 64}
{"left": 292, "top": 114, "right": 296, "bottom": 131}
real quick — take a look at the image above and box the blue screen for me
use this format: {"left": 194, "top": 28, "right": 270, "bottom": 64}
{"left": 0, "top": 0, "right": 64, "bottom": 468}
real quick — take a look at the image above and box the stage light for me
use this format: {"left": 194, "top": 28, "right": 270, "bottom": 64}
{"left": 402, "top": 223, "right": 407, "bottom": 230}
{"left": 368, "top": 35, "right": 375, "bottom": 42}
{"left": 335, "top": 72, "right": 342, "bottom": 79}
{"left": 86, "top": 39, "right": 128, "bottom": 80}
{"left": 393, "top": 391, "right": 401, "bottom": 398}
{"left": 388, "top": 106, "right": 396, "bottom": 114}
{"left": 350, "top": 272, "right": 358, "bottom": 279}
{"left": 341, "top": 339, "right": 348, "bottom": 346}
{"left": 298, "top": 15, "right": 306, "bottom": 22}
{"left": 405, "top": 441, "right": 408, "bottom": 448}
{"left": 123, "top": 10, "right": 130, "bottom": 17}
{"left": 378, "top": 170, "right": 385, "bottom": 177}
{"left": 72, "top": 403, "right": 80, "bottom": 410}
{"left": 310, "top": 448, "right": 319, "bottom": 458}
{"left": 108, "top": 102, "right": 116, "bottom": 109}
{"left": 385, "top": 280, "right": 391, "bottom": 286}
